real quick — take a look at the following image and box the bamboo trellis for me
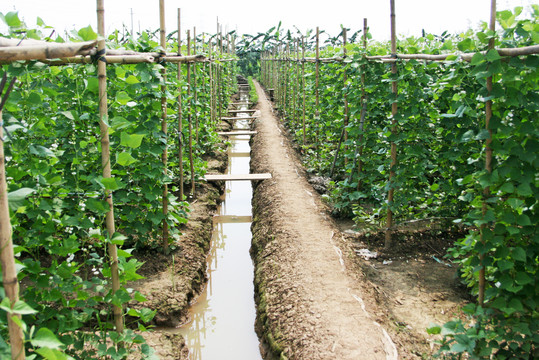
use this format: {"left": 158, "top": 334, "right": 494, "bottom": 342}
{"left": 259, "top": 0, "right": 538, "bottom": 251}
{"left": 0, "top": 0, "right": 237, "bottom": 357}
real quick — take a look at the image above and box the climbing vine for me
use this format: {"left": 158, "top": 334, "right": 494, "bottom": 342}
{"left": 260, "top": 5, "right": 538, "bottom": 358}
{"left": 0, "top": 11, "right": 237, "bottom": 359}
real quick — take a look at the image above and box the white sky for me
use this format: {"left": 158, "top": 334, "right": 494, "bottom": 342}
{"left": 1, "top": 0, "right": 536, "bottom": 41}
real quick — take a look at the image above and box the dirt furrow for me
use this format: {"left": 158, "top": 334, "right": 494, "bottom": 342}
{"left": 250, "top": 80, "right": 397, "bottom": 360}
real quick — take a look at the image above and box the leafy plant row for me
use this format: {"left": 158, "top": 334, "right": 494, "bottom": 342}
{"left": 1, "top": 12, "right": 238, "bottom": 360}
{"left": 260, "top": 6, "right": 538, "bottom": 359}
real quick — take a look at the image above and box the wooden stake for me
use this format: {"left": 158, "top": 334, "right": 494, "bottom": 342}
{"left": 357, "top": 18, "right": 368, "bottom": 190}
{"left": 0, "top": 106, "right": 25, "bottom": 360}
{"left": 187, "top": 30, "right": 195, "bottom": 196}
{"left": 328, "top": 28, "right": 349, "bottom": 176}
{"left": 293, "top": 39, "right": 299, "bottom": 127}
{"left": 479, "top": 0, "right": 496, "bottom": 306}
{"left": 0, "top": 41, "right": 96, "bottom": 62}
{"left": 193, "top": 27, "right": 199, "bottom": 143}
{"left": 177, "top": 8, "right": 184, "bottom": 201}
{"left": 385, "top": 0, "right": 398, "bottom": 250}
{"left": 96, "top": 0, "right": 123, "bottom": 335}
{"left": 159, "top": 0, "right": 169, "bottom": 251}
{"left": 315, "top": 27, "right": 320, "bottom": 142}
{"left": 343, "top": 28, "right": 349, "bottom": 166}
{"left": 209, "top": 40, "right": 215, "bottom": 125}
{"left": 302, "top": 36, "right": 306, "bottom": 145}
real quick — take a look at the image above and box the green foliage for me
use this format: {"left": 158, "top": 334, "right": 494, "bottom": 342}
{"left": 247, "top": 76, "right": 259, "bottom": 104}
{"left": 260, "top": 6, "right": 538, "bottom": 359}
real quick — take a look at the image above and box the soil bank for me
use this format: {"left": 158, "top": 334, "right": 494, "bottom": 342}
{"left": 250, "top": 80, "right": 397, "bottom": 360}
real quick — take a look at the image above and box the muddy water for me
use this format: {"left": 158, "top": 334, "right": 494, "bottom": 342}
{"left": 172, "top": 96, "right": 262, "bottom": 359}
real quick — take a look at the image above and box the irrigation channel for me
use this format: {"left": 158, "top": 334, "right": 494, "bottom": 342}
{"left": 167, "top": 88, "right": 263, "bottom": 359}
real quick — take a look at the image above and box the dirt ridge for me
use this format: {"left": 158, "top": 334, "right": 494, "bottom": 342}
{"left": 250, "top": 81, "right": 397, "bottom": 360}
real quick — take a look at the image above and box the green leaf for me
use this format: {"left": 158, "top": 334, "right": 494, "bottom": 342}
{"left": 426, "top": 324, "right": 441, "bottom": 335}
{"left": 28, "top": 92, "right": 42, "bottom": 105}
{"left": 457, "top": 38, "right": 473, "bottom": 51}
{"left": 61, "top": 111, "right": 74, "bottom": 121}
{"left": 507, "top": 298, "right": 524, "bottom": 312}
{"left": 35, "top": 347, "right": 72, "bottom": 360}
{"left": 512, "top": 247, "right": 526, "bottom": 262}
{"left": 134, "top": 291, "right": 147, "bottom": 302}
{"left": 516, "top": 183, "right": 532, "bottom": 196}
{"left": 117, "top": 249, "right": 133, "bottom": 258}
{"left": 116, "top": 152, "right": 137, "bottom": 166}
{"left": 125, "top": 75, "right": 140, "bottom": 84}
{"left": 516, "top": 214, "right": 531, "bottom": 226}
{"left": 8, "top": 188, "right": 35, "bottom": 211}
{"left": 111, "top": 233, "right": 127, "bottom": 246}
{"left": 120, "top": 132, "right": 145, "bottom": 149}
{"left": 110, "top": 116, "right": 132, "bottom": 131}
{"left": 99, "top": 178, "right": 124, "bottom": 191}
{"left": 430, "top": 183, "right": 439, "bottom": 191}
{"left": 29, "top": 145, "right": 55, "bottom": 158}
{"left": 31, "top": 328, "right": 64, "bottom": 349}
{"left": 12, "top": 300, "right": 38, "bottom": 315}
{"left": 450, "top": 343, "right": 468, "bottom": 353}
{"left": 506, "top": 197, "right": 524, "bottom": 210}
{"left": 86, "top": 198, "right": 109, "bottom": 215}
{"left": 4, "top": 12, "right": 22, "bottom": 28}
{"left": 111, "top": 289, "right": 132, "bottom": 307}
{"left": 499, "top": 182, "right": 514, "bottom": 194}
{"left": 470, "top": 52, "right": 484, "bottom": 65}
{"left": 497, "top": 260, "right": 513, "bottom": 271}
{"left": 78, "top": 26, "right": 97, "bottom": 41}
{"left": 87, "top": 78, "right": 99, "bottom": 94}
{"left": 475, "top": 129, "right": 491, "bottom": 140}
{"left": 115, "top": 91, "right": 132, "bottom": 105}
{"left": 515, "top": 272, "right": 533, "bottom": 285}
{"left": 485, "top": 49, "right": 502, "bottom": 62}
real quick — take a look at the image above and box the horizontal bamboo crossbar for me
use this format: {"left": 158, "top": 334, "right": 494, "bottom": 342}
{"left": 221, "top": 116, "right": 258, "bottom": 121}
{"left": 217, "top": 131, "right": 257, "bottom": 136}
{"left": 0, "top": 40, "right": 97, "bottom": 62}
{"left": 204, "top": 173, "right": 272, "bottom": 181}
{"left": 264, "top": 44, "right": 539, "bottom": 64}
{"left": 228, "top": 109, "right": 257, "bottom": 113}
{"left": 0, "top": 37, "right": 233, "bottom": 64}
{"left": 36, "top": 54, "right": 208, "bottom": 65}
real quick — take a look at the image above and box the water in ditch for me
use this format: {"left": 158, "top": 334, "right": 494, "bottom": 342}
{"left": 171, "top": 93, "right": 262, "bottom": 359}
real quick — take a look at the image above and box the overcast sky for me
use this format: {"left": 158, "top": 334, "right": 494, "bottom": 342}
{"left": 1, "top": 0, "right": 536, "bottom": 41}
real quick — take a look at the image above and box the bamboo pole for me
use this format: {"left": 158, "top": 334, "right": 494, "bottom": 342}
{"left": 293, "top": 39, "right": 299, "bottom": 128}
{"left": 302, "top": 36, "right": 306, "bottom": 145}
{"left": 96, "top": 0, "right": 123, "bottom": 335}
{"left": 0, "top": 41, "right": 96, "bottom": 61}
{"left": 343, "top": 28, "right": 349, "bottom": 166}
{"left": 33, "top": 54, "right": 207, "bottom": 66}
{"left": 209, "top": 40, "right": 215, "bottom": 125}
{"left": 0, "top": 104, "right": 25, "bottom": 360}
{"left": 285, "top": 43, "right": 290, "bottom": 119}
{"left": 159, "top": 0, "right": 169, "bottom": 251}
{"left": 357, "top": 18, "right": 368, "bottom": 190}
{"left": 479, "top": 0, "right": 497, "bottom": 306}
{"left": 315, "top": 27, "right": 320, "bottom": 142}
{"left": 177, "top": 9, "right": 184, "bottom": 201}
{"left": 193, "top": 28, "right": 200, "bottom": 143}
{"left": 187, "top": 30, "right": 195, "bottom": 196}
{"left": 328, "top": 29, "right": 349, "bottom": 177}
{"left": 385, "top": 0, "right": 398, "bottom": 250}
